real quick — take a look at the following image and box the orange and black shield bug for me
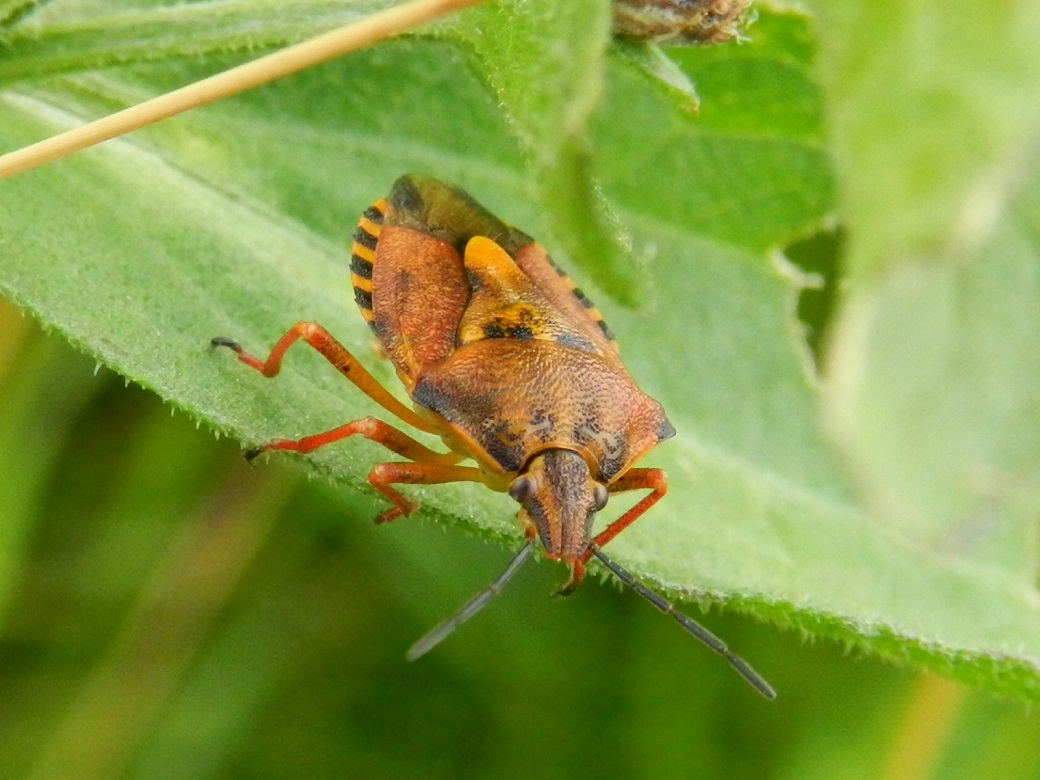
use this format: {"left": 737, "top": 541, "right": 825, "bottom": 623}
{"left": 213, "top": 175, "right": 774, "bottom": 698}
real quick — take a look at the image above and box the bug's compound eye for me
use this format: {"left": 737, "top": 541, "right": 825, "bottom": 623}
{"left": 508, "top": 476, "right": 536, "bottom": 504}
{"left": 592, "top": 484, "right": 609, "bottom": 512}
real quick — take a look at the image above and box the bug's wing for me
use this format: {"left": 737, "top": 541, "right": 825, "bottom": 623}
{"left": 386, "top": 175, "right": 531, "bottom": 255}
{"left": 368, "top": 225, "right": 469, "bottom": 387}
{"left": 352, "top": 193, "right": 468, "bottom": 388}
{"left": 512, "top": 242, "right": 620, "bottom": 361}
{"left": 389, "top": 176, "right": 620, "bottom": 361}
{"left": 457, "top": 237, "right": 609, "bottom": 358}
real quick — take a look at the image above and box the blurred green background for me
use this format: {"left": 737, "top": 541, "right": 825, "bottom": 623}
{"left": 1, "top": 0, "right": 1039, "bottom": 776}
{"left": 2, "top": 298, "right": 1040, "bottom": 780}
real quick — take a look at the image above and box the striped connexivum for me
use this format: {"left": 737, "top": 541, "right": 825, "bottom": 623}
{"left": 350, "top": 198, "right": 387, "bottom": 333}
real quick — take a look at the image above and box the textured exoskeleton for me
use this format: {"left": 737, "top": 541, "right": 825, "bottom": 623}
{"left": 213, "top": 175, "right": 773, "bottom": 698}
{"left": 348, "top": 175, "right": 674, "bottom": 588}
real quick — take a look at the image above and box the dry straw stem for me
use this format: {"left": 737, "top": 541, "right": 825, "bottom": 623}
{"left": 0, "top": 0, "right": 483, "bottom": 180}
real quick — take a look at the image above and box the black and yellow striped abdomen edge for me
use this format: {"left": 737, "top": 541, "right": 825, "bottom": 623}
{"left": 350, "top": 198, "right": 387, "bottom": 333}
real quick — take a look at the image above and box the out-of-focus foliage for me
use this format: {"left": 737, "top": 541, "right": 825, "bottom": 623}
{"left": 0, "top": 0, "right": 1039, "bottom": 775}
{"left": 2, "top": 309, "right": 1040, "bottom": 780}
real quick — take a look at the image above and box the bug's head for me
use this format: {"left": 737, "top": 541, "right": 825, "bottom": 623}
{"left": 508, "top": 448, "right": 608, "bottom": 569}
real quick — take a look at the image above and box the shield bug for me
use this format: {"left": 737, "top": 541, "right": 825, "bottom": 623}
{"left": 213, "top": 175, "right": 774, "bottom": 698}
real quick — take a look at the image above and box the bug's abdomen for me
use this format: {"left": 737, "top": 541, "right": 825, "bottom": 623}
{"left": 350, "top": 198, "right": 387, "bottom": 334}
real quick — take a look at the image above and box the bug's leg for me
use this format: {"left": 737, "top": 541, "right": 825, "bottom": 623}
{"left": 553, "top": 558, "right": 587, "bottom": 597}
{"left": 367, "top": 462, "right": 490, "bottom": 524}
{"left": 585, "top": 467, "right": 668, "bottom": 559}
{"left": 253, "top": 417, "right": 478, "bottom": 525}
{"left": 246, "top": 416, "right": 460, "bottom": 464}
{"left": 212, "top": 322, "right": 435, "bottom": 432}
{"left": 555, "top": 469, "right": 666, "bottom": 596}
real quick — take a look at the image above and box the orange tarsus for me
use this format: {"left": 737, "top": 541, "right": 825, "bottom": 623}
{"left": 555, "top": 559, "right": 586, "bottom": 597}
{"left": 211, "top": 324, "right": 438, "bottom": 434}
{"left": 367, "top": 461, "right": 488, "bottom": 523}
{"left": 552, "top": 468, "right": 665, "bottom": 594}
{"left": 211, "top": 323, "right": 436, "bottom": 433}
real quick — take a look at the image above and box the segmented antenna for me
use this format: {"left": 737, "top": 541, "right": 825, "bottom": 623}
{"left": 407, "top": 540, "right": 775, "bottom": 699}
{"left": 407, "top": 539, "right": 536, "bottom": 661}
{"left": 590, "top": 546, "right": 776, "bottom": 699}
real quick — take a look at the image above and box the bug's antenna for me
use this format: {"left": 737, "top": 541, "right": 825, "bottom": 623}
{"left": 407, "top": 539, "right": 536, "bottom": 661}
{"left": 590, "top": 546, "right": 776, "bottom": 699}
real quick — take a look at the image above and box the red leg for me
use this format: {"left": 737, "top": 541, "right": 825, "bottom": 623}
{"left": 367, "top": 462, "right": 490, "bottom": 524}
{"left": 557, "top": 468, "right": 667, "bottom": 593}
{"left": 248, "top": 416, "right": 461, "bottom": 466}
{"left": 212, "top": 322, "right": 435, "bottom": 433}
{"left": 555, "top": 558, "right": 587, "bottom": 597}
{"left": 555, "top": 469, "right": 668, "bottom": 595}
{"left": 582, "top": 468, "right": 668, "bottom": 562}
{"left": 214, "top": 325, "right": 493, "bottom": 526}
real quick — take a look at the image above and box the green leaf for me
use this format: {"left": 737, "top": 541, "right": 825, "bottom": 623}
{"left": 812, "top": 0, "right": 1040, "bottom": 279}
{"left": 0, "top": 0, "right": 389, "bottom": 81}
{"left": 611, "top": 39, "right": 700, "bottom": 113}
{"left": 0, "top": 0, "right": 1038, "bottom": 702}
{"left": 440, "top": 0, "right": 647, "bottom": 305}
{"left": 812, "top": 0, "right": 1040, "bottom": 695}
{"left": 826, "top": 188, "right": 1040, "bottom": 580}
